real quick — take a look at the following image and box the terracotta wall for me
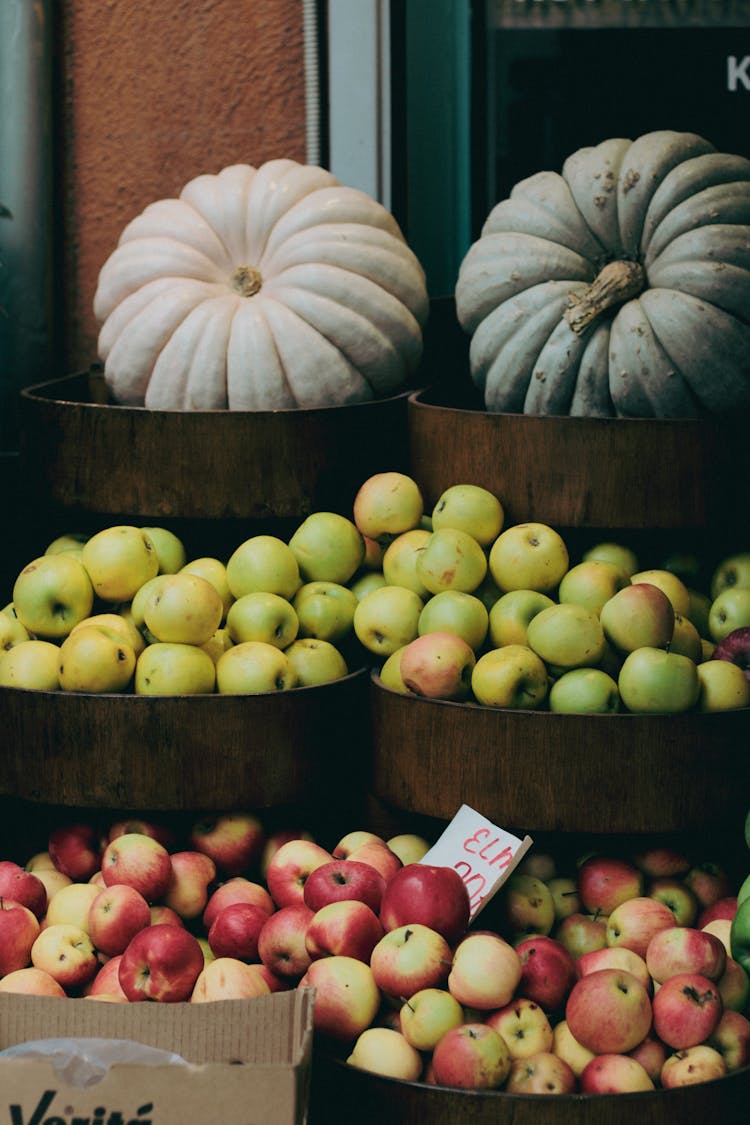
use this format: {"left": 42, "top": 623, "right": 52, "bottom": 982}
{"left": 59, "top": 0, "right": 308, "bottom": 373}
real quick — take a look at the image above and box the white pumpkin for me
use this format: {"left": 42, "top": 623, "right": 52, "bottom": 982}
{"left": 94, "top": 160, "right": 429, "bottom": 410}
{"left": 455, "top": 130, "right": 750, "bottom": 418}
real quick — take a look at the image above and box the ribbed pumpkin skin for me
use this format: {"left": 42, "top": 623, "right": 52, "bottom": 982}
{"left": 455, "top": 130, "right": 750, "bottom": 418}
{"left": 94, "top": 160, "right": 429, "bottom": 411}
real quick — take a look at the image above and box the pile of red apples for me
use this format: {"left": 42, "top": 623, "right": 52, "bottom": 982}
{"left": 1, "top": 811, "right": 748, "bottom": 1097}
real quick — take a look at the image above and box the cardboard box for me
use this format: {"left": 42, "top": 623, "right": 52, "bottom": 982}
{"left": 0, "top": 988, "right": 314, "bottom": 1125}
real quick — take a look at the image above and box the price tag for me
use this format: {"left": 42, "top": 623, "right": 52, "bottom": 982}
{"left": 420, "top": 804, "right": 533, "bottom": 921}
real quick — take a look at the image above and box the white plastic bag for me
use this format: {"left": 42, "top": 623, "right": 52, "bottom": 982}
{"left": 0, "top": 1037, "right": 189, "bottom": 1087}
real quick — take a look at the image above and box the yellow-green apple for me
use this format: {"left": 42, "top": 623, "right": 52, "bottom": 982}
{"left": 0, "top": 608, "right": 31, "bottom": 650}
{"left": 44, "top": 531, "right": 88, "bottom": 557}
{"left": 305, "top": 900, "right": 384, "bottom": 961}
{"left": 646, "top": 925, "right": 727, "bottom": 983}
{"left": 190, "top": 812, "right": 264, "bottom": 876}
{"left": 685, "top": 862, "right": 733, "bottom": 909}
{"left": 417, "top": 590, "right": 489, "bottom": 651}
{"left": 618, "top": 647, "right": 700, "bottom": 714}
{"left": 606, "top": 896, "right": 676, "bottom": 958}
{"left": 707, "top": 1009, "right": 750, "bottom": 1071}
{"left": 215, "top": 641, "right": 296, "bottom": 694}
{"left": 288, "top": 511, "right": 365, "bottom": 585}
{"left": 87, "top": 884, "right": 151, "bottom": 956}
{"left": 129, "top": 574, "right": 167, "bottom": 629}
{"left": 660, "top": 1043, "right": 727, "bottom": 1087}
{"left": 647, "top": 877, "right": 699, "bottom": 927}
{"left": 118, "top": 922, "right": 204, "bottom": 1002}
{"left": 0, "top": 639, "right": 60, "bottom": 690}
{"left": 292, "top": 580, "right": 358, "bottom": 643}
{"left": 558, "top": 560, "right": 628, "bottom": 615}
{"left": 705, "top": 918, "right": 733, "bottom": 956}
{"left": 135, "top": 641, "right": 216, "bottom": 695}
{"left": 526, "top": 603, "right": 606, "bottom": 670}
{"left": 0, "top": 899, "right": 40, "bottom": 975}
{"left": 499, "top": 873, "right": 555, "bottom": 938}
{"left": 302, "top": 858, "right": 386, "bottom": 914}
{"left": 549, "top": 667, "right": 620, "bottom": 713}
{"left": 332, "top": 830, "right": 383, "bottom": 859}
{"left": 551, "top": 1019, "right": 595, "bottom": 1077}
{"left": 81, "top": 525, "right": 159, "bottom": 603}
{"left": 12, "top": 554, "right": 95, "bottom": 638}
{"left": 180, "top": 556, "right": 234, "bottom": 619}
{"left": 353, "top": 584, "right": 424, "bottom": 657}
{"left": 381, "top": 529, "right": 433, "bottom": 598}
{"left": 505, "top": 1051, "right": 576, "bottom": 1095}
{"left": 142, "top": 572, "right": 224, "bottom": 647}
{"left": 140, "top": 526, "right": 186, "bottom": 574}
{"left": 345, "top": 840, "right": 403, "bottom": 883}
{"left": 225, "top": 591, "right": 298, "bottom": 648}
{"left": 190, "top": 956, "right": 271, "bottom": 1002}
{"left": 70, "top": 612, "right": 146, "bottom": 656}
{"left": 565, "top": 968, "right": 652, "bottom": 1053}
{"left": 100, "top": 832, "right": 172, "bottom": 902}
{"left": 669, "top": 613, "right": 703, "bottom": 663}
{"left": 377, "top": 645, "right": 410, "bottom": 693}
{"left": 489, "top": 522, "right": 569, "bottom": 594}
{"left": 717, "top": 956, "right": 750, "bottom": 1012}
{"left": 45, "top": 881, "right": 100, "bottom": 932}
{"left": 348, "top": 570, "right": 386, "bottom": 600}
{"left": 472, "top": 570, "right": 503, "bottom": 612}
{"left": 58, "top": 626, "right": 136, "bottom": 693}
{"left": 416, "top": 527, "right": 487, "bottom": 595}
{"left": 200, "top": 627, "right": 234, "bottom": 665}
{"left": 284, "top": 637, "right": 348, "bottom": 687}
{"left": 379, "top": 863, "right": 470, "bottom": 945}
{"left": 226, "top": 535, "right": 301, "bottom": 600}
{"left": 203, "top": 877, "right": 274, "bottom": 930}
{"left": 547, "top": 876, "right": 580, "bottom": 921}
{"left": 257, "top": 902, "right": 314, "bottom": 979}
{"left": 398, "top": 631, "right": 476, "bottom": 702}
{"left": 579, "top": 1054, "right": 654, "bottom": 1094}
{"left": 471, "top": 644, "right": 549, "bottom": 709}
{"left": 107, "top": 816, "right": 174, "bottom": 850}
{"left": 32, "top": 867, "right": 72, "bottom": 902}
{"left": 430, "top": 1023, "right": 511, "bottom": 1089}
{"left": 399, "top": 987, "right": 465, "bottom": 1051}
{"left": 709, "top": 587, "right": 750, "bottom": 643}
{"left": 0, "top": 966, "right": 66, "bottom": 997}
{"left": 265, "top": 838, "right": 332, "bottom": 908}
{"left": 577, "top": 946, "right": 652, "bottom": 995}
{"left": 577, "top": 855, "right": 643, "bottom": 916}
{"left": 386, "top": 833, "right": 431, "bottom": 866}
{"left": 582, "top": 541, "right": 639, "bottom": 578}
{"left": 0, "top": 861, "right": 47, "bottom": 918}
{"left": 633, "top": 845, "right": 691, "bottom": 879}
{"left": 207, "top": 902, "right": 269, "bottom": 961}
{"left": 448, "top": 932, "right": 522, "bottom": 1010}
{"left": 352, "top": 471, "right": 424, "bottom": 545}
{"left": 555, "top": 912, "right": 607, "bottom": 959}
{"left": 83, "top": 955, "right": 127, "bottom": 999}
{"left": 486, "top": 997, "right": 554, "bottom": 1058}
{"left": 514, "top": 935, "right": 577, "bottom": 1012}
{"left": 163, "top": 851, "right": 216, "bottom": 920}
{"left": 31, "top": 923, "right": 98, "bottom": 989}
{"left": 370, "top": 923, "right": 452, "bottom": 999}
{"left": 430, "top": 483, "right": 504, "bottom": 548}
{"left": 600, "top": 582, "right": 675, "bottom": 653}
{"left": 652, "top": 971, "right": 723, "bottom": 1048}
{"left": 347, "top": 1026, "right": 423, "bottom": 1081}
{"left": 711, "top": 552, "right": 750, "bottom": 600}
{"left": 298, "top": 954, "right": 381, "bottom": 1041}
{"left": 711, "top": 627, "right": 750, "bottom": 682}
{"left": 630, "top": 568, "right": 691, "bottom": 616}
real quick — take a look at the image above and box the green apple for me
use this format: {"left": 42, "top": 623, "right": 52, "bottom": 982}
{"left": 669, "top": 613, "right": 703, "bottom": 663}
{"left": 526, "top": 603, "right": 606, "bottom": 670}
{"left": 558, "top": 561, "right": 627, "bottom": 615}
{"left": 417, "top": 590, "right": 489, "bottom": 652}
{"left": 12, "top": 554, "right": 95, "bottom": 639}
{"left": 81, "top": 525, "right": 159, "bottom": 602}
{"left": 581, "top": 541, "right": 639, "bottom": 579}
{"left": 352, "top": 471, "right": 424, "bottom": 545}
{"left": 141, "top": 527, "right": 187, "bottom": 574}
{"left": 488, "top": 589, "right": 555, "bottom": 648}
{"left": 630, "top": 569, "right": 691, "bottom": 617}
{"left": 353, "top": 585, "right": 424, "bottom": 657}
{"left": 58, "top": 626, "right": 136, "bottom": 693}
{"left": 226, "top": 535, "right": 301, "bottom": 600}
{"left": 473, "top": 571, "right": 504, "bottom": 613}
{"left": 471, "top": 645, "right": 549, "bottom": 709}
{"left": 709, "top": 588, "right": 750, "bottom": 643}
{"left": 711, "top": 553, "right": 750, "bottom": 601}
{"left": 618, "top": 647, "right": 700, "bottom": 714}
{"left": 488, "top": 523, "right": 569, "bottom": 594}
{"left": 599, "top": 583, "right": 675, "bottom": 653}
{"left": 225, "top": 591, "right": 299, "bottom": 649}
{"left": 378, "top": 646, "right": 411, "bottom": 694}
{"left": 70, "top": 613, "right": 145, "bottom": 656}
{"left": 696, "top": 660, "right": 750, "bottom": 713}
{"left": 180, "top": 557, "right": 234, "bottom": 619}
{"left": 730, "top": 896, "right": 750, "bottom": 975}
{"left": 284, "top": 637, "right": 348, "bottom": 686}
{"left": 686, "top": 588, "right": 712, "bottom": 638}
{"left": 143, "top": 573, "right": 224, "bottom": 646}
{"left": 0, "top": 639, "right": 60, "bottom": 691}
{"left": 44, "top": 532, "right": 88, "bottom": 558}
{"left": 430, "top": 484, "right": 504, "bottom": 548}
{"left": 289, "top": 512, "right": 365, "bottom": 584}
{"left": 292, "top": 581, "right": 358, "bottom": 643}
{"left": 0, "top": 609, "right": 31, "bottom": 651}
{"left": 738, "top": 873, "right": 750, "bottom": 907}
{"left": 416, "top": 527, "right": 487, "bottom": 595}
{"left": 400, "top": 987, "right": 466, "bottom": 1052}
{"left": 215, "top": 640, "right": 298, "bottom": 694}
{"left": 348, "top": 570, "right": 387, "bottom": 601}
{"left": 549, "top": 667, "right": 620, "bottom": 714}
{"left": 135, "top": 642, "right": 216, "bottom": 695}
{"left": 381, "top": 529, "right": 433, "bottom": 598}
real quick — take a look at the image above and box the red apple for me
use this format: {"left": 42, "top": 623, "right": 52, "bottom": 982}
{"left": 190, "top": 812, "right": 264, "bottom": 876}
{"left": 577, "top": 945, "right": 652, "bottom": 995}
{"left": 87, "top": 883, "right": 151, "bottom": 956}
{"left": 149, "top": 904, "right": 184, "bottom": 928}
{"left": 118, "top": 923, "right": 204, "bottom": 1002}
{"left": 298, "top": 955, "right": 381, "bottom": 1043}
{"left": 565, "top": 968, "right": 652, "bottom": 1054}
{"left": 48, "top": 823, "right": 102, "bottom": 881}
{"left": 265, "top": 839, "right": 332, "bottom": 908}
{"left": 605, "top": 896, "right": 675, "bottom": 958}
{"left": 399, "top": 631, "right": 476, "bottom": 701}
{"left": 554, "top": 912, "right": 608, "bottom": 959}
{"left": 0, "top": 860, "right": 47, "bottom": 919}
{"left": 302, "top": 858, "right": 386, "bottom": 914}
{"left": 514, "top": 935, "right": 577, "bottom": 1013}
{"left": 712, "top": 626, "right": 750, "bottom": 680}
{"left": 684, "top": 862, "right": 733, "bottom": 909}
{"left": 345, "top": 840, "right": 403, "bottom": 883}
{"left": 698, "top": 897, "right": 738, "bottom": 929}
{"left": 660, "top": 1044, "right": 727, "bottom": 1087}
{"left": 203, "top": 876, "right": 274, "bottom": 930}
{"left": 707, "top": 1008, "right": 750, "bottom": 1071}
{"left": 633, "top": 845, "right": 691, "bottom": 879}
{"left": 305, "top": 900, "right": 384, "bottom": 963}
{"left": 0, "top": 899, "right": 40, "bottom": 975}
{"left": 718, "top": 956, "right": 750, "bottom": 1012}
{"left": 579, "top": 1053, "right": 655, "bottom": 1093}
{"left": 431, "top": 1023, "right": 511, "bottom": 1089}
{"left": 577, "top": 855, "right": 643, "bottom": 916}
{"left": 83, "top": 954, "right": 127, "bottom": 999}
{"left": 163, "top": 851, "right": 216, "bottom": 919}
{"left": 107, "top": 817, "right": 174, "bottom": 850}
{"left": 207, "top": 902, "right": 269, "bottom": 962}
{"left": 646, "top": 925, "right": 727, "bottom": 984}
{"left": 505, "top": 1051, "right": 576, "bottom": 1095}
{"left": 191, "top": 956, "right": 271, "bottom": 1002}
{"left": 100, "top": 833, "right": 172, "bottom": 902}
{"left": 331, "top": 830, "right": 383, "bottom": 860}
{"left": 379, "top": 863, "right": 470, "bottom": 945}
{"left": 257, "top": 902, "right": 314, "bottom": 979}
{"left": 652, "top": 972, "right": 723, "bottom": 1049}
{"left": 261, "top": 829, "right": 316, "bottom": 877}
{"left": 370, "top": 923, "right": 452, "bottom": 1000}
{"left": 627, "top": 1033, "right": 667, "bottom": 1082}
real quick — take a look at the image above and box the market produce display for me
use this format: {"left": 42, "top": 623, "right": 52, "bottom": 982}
{"left": 455, "top": 130, "right": 750, "bottom": 418}
{"left": 93, "top": 160, "right": 429, "bottom": 410}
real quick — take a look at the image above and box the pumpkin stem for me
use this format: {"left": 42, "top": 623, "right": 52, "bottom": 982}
{"left": 565, "top": 259, "right": 645, "bottom": 335}
{"left": 231, "top": 265, "right": 262, "bottom": 297}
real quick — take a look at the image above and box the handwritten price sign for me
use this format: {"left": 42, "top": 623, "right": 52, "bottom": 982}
{"left": 420, "top": 804, "right": 533, "bottom": 920}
